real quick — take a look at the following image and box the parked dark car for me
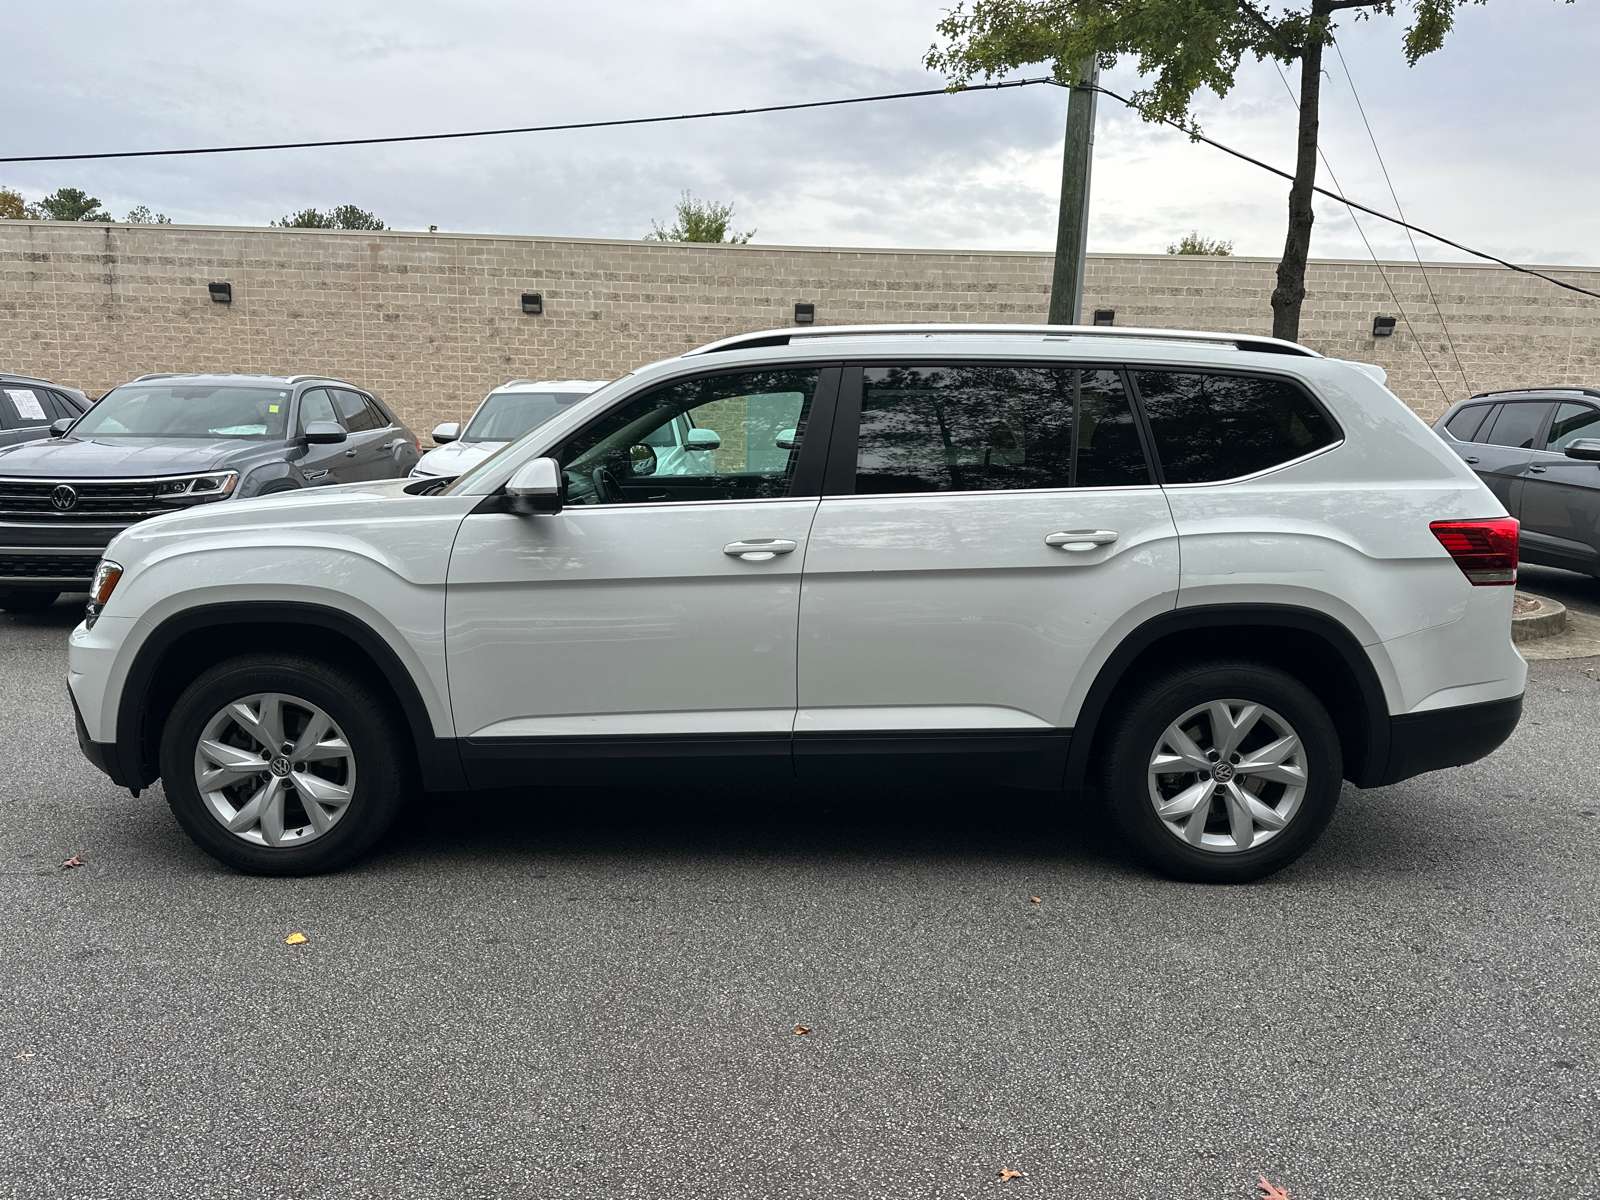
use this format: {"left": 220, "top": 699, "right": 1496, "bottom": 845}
{"left": 1, "top": 372, "right": 91, "bottom": 450}
{"left": 1434, "top": 386, "right": 1600, "bottom": 579}
{"left": 0, "top": 372, "right": 419, "bottom": 611}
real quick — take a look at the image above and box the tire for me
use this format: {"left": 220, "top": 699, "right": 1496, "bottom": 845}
{"left": 1098, "top": 660, "right": 1342, "bottom": 884}
{"left": 257, "top": 482, "right": 300, "bottom": 496}
{"left": 159, "top": 654, "right": 411, "bottom": 875}
{"left": 0, "top": 590, "right": 61, "bottom": 612}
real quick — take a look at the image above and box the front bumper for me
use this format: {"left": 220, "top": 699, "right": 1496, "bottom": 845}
{"left": 1375, "top": 694, "right": 1524, "bottom": 786}
{"left": 71, "top": 685, "right": 136, "bottom": 788}
{"left": 1, "top": 522, "right": 128, "bottom": 589}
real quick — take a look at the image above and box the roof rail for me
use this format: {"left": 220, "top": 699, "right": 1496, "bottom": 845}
{"left": 133, "top": 372, "right": 184, "bottom": 381}
{"left": 501, "top": 379, "right": 540, "bottom": 388}
{"left": 682, "top": 323, "right": 1321, "bottom": 359}
{"left": 285, "top": 374, "right": 358, "bottom": 387}
{"left": 1470, "top": 385, "right": 1600, "bottom": 401}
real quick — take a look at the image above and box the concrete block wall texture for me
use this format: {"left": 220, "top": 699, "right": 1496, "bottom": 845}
{"left": 1, "top": 219, "right": 1595, "bottom": 437}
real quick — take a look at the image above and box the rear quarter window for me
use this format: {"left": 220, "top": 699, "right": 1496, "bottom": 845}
{"left": 1444, "top": 403, "right": 1495, "bottom": 442}
{"left": 1133, "top": 370, "right": 1340, "bottom": 484}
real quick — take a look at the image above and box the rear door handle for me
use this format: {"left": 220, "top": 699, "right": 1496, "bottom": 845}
{"left": 1529, "top": 465, "right": 1547, "bottom": 474}
{"left": 344, "top": 448, "right": 358, "bottom": 457}
{"left": 724, "top": 539, "right": 798, "bottom": 560}
{"left": 1045, "top": 530, "right": 1118, "bottom": 551}
{"left": 1463, "top": 456, "right": 1480, "bottom": 465}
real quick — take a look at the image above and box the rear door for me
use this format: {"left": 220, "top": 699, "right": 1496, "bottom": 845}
{"left": 794, "top": 361, "right": 1178, "bottom": 787}
{"left": 0, "top": 385, "right": 55, "bottom": 447}
{"left": 1518, "top": 400, "right": 1600, "bottom": 571}
{"left": 330, "top": 388, "right": 400, "bottom": 480}
{"left": 1466, "top": 401, "right": 1551, "bottom": 515}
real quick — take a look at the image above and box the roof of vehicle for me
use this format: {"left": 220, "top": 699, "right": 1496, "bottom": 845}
{"left": 1, "top": 371, "right": 64, "bottom": 386}
{"left": 492, "top": 379, "right": 612, "bottom": 392}
{"left": 683, "top": 323, "right": 1322, "bottom": 359}
{"left": 1464, "top": 386, "right": 1600, "bottom": 402}
{"left": 125, "top": 372, "right": 362, "bottom": 388}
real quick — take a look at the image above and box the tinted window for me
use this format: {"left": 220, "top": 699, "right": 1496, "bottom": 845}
{"left": 299, "top": 388, "right": 337, "bottom": 429}
{"left": 1546, "top": 402, "right": 1600, "bottom": 452}
{"left": 558, "top": 368, "right": 819, "bottom": 504}
{"left": 1134, "top": 370, "right": 1340, "bottom": 484}
{"left": 2, "top": 387, "right": 51, "bottom": 429}
{"left": 1445, "top": 404, "right": 1495, "bottom": 443}
{"left": 853, "top": 365, "right": 1146, "bottom": 495}
{"left": 1482, "top": 402, "right": 1549, "bottom": 449}
{"left": 332, "top": 388, "right": 384, "bottom": 432}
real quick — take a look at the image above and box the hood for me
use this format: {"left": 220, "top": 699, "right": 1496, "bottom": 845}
{"left": 413, "top": 439, "right": 503, "bottom": 477}
{"left": 0, "top": 436, "right": 262, "bottom": 478}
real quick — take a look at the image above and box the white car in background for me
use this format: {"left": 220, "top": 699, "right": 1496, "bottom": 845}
{"left": 410, "top": 379, "right": 609, "bottom": 479}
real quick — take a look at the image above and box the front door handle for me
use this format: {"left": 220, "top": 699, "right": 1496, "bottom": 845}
{"left": 724, "top": 539, "right": 798, "bottom": 560}
{"left": 1529, "top": 465, "right": 1547, "bottom": 474}
{"left": 344, "top": 448, "right": 358, "bottom": 457}
{"left": 1045, "top": 530, "right": 1119, "bottom": 551}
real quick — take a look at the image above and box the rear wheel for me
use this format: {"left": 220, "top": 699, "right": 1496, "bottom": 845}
{"left": 1099, "top": 661, "right": 1342, "bottom": 883}
{"left": 159, "top": 654, "right": 411, "bottom": 875}
{"left": 0, "top": 590, "right": 60, "bottom": 612}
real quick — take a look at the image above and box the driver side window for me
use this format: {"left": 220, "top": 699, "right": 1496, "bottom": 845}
{"left": 298, "top": 388, "right": 339, "bottom": 432}
{"left": 555, "top": 368, "right": 820, "bottom": 505}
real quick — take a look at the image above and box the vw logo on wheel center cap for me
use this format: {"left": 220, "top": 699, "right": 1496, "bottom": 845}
{"left": 1211, "top": 761, "right": 1236, "bottom": 783}
{"left": 268, "top": 756, "right": 292, "bottom": 778}
{"left": 50, "top": 484, "right": 78, "bottom": 511}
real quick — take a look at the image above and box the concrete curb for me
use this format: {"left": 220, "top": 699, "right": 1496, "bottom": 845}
{"left": 1511, "top": 592, "right": 1568, "bottom": 643}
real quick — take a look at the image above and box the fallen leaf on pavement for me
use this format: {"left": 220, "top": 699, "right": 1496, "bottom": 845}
{"left": 15, "top": 1053, "right": 35, "bottom": 1059}
{"left": 1258, "top": 1175, "right": 1290, "bottom": 1200}
{"left": 285, "top": 932, "right": 308, "bottom": 945}
{"left": 999, "top": 1167, "right": 1022, "bottom": 1182}
{"left": 61, "top": 856, "right": 84, "bottom": 869}
{"left": 793, "top": 1025, "right": 810, "bottom": 1035}
{"left": 1030, "top": 896, "right": 1041, "bottom": 903}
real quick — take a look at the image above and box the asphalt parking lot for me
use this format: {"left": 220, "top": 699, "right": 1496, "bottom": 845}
{"left": 3, "top": 596, "right": 1598, "bottom": 1200}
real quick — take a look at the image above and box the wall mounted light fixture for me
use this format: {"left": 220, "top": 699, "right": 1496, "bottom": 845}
{"left": 793, "top": 303, "right": 815, "bottom": 325}
{"left": 521, "top": 292, "right": 543, "bottom": 315}
{"left": 1372, "top": 316, "right": 1397, "bottom": 337}
{"left": 208, "top": 282, "right": 232, "bottom": 304}
{"left": 1092, "top": 309, "right": 1115, "bottom": 326}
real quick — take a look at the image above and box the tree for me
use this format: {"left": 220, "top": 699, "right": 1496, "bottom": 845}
{"left": 648, "top": 192, "right": 754, "bottom": 243}
{"left": 30, "top": 187, "right": 112, "bottom": 222}
{"left": 273, "top": 204, "right": 386, "bottom": 230}
{"left": 1168, "top": 231, "right": 1234, "bottom": 255}
{"left": 0, "top": 188, "right": 25, "bottom": 220}
{"left": 125, "top": 206, "right": 172, "bottom": 224}
{"left": 926, "top": 0, "right": 1510, "bottom": 342}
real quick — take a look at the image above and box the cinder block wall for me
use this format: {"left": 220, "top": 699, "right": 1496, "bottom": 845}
{"left": 1, "top": 220, "right": 1595, "bottom": 434}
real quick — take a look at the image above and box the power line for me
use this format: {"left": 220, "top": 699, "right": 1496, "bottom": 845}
{"left": 1080, "top": 81, "right": 1600, "bottom": 302}
{"left": 1332, "top": 41, "right": 1473, "bottom": 393}
{"left": 1267, "top": 58, "right": 1453, "bottom": 404}
{"left": 0, "top": 78, "right": 1056, "bottom": 165}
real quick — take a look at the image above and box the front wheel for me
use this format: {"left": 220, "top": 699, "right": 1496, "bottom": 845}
{"left": 1099, "top": 661, "right": 1343, "bottom": 884}
{"left": 159, "top": 655, "right": 411, "bottom": 875}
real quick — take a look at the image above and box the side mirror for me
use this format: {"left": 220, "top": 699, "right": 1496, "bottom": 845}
{"left": 685, "top": 428, "right": 721, "bottom": 451}
{"left": 627, "top": 443, "right": 658, "bottom": 477}
{"left": 303, "top": 421, "right": 347, "bottom": 445}
{"left": 506, "top": 456, "right": 563, "bottom": 514}
{"left": 432, "top": 422, "right": 461, "bottom": 445}
{"left": 1563, "top": 438, "right": 1600, "bottom": 462}
{"left": 774, "top": 427, "right": 797, "bottom": 451}
{"left": 49, "top": 418, "right": 75, "bottom": 438}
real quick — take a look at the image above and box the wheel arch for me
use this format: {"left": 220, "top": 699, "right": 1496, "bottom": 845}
{"left": 1064, "top": 604, "right": 1392, "bottom": 792}
{"left": 115, "top": 601, "right": 467, "bottom": 792}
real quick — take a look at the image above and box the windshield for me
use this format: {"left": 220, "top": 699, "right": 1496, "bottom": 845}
{"left": 72, "top": 384, "right": 292, "bottom": 440}
{"left": 461, "top": 391, "right": 588, "bottom": 442}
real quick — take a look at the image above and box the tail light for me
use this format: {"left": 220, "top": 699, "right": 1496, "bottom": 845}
{"left": 1429, "top": 517, "right": 1518, "bottom": 586}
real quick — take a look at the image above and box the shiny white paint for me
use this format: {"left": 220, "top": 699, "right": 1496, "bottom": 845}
{"left": 445, "top": 499, "right": 819, "bottom": 739}
{"left": 797, "top": 487, "right": 1179, "bottom": 728}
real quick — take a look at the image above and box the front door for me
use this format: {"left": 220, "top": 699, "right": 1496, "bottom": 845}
{"left": 795, "top": 362, "right": 1178, "bottom": 787}
{"left": 292, "top": 388, "right": 354, "bottom": 486}
{"left": 445, "top": 365, "right": 837, "bottom": 787}
{"left": 1519, "top": 399, "right": 1600, "bottom": 571}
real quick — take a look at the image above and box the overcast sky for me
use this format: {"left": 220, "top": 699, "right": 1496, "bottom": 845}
{"left": 4, "top": 1, "right": 1596, "bottom": 266}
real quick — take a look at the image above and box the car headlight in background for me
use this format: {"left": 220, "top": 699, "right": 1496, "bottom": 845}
{"left": 84, "top": 560, "right": 123, "bottom": 629}
{"left": 154, "top": 471, "right": 239, "bottom": 503}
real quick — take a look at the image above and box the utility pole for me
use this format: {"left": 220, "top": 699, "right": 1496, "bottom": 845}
{"left": 1048, "top": 61, "right": 1099, "bottom": 326}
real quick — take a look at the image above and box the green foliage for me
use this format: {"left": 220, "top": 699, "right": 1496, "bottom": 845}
{"left": 125, "top": 206, "right": 172, "bottom": 225}
{"left": 1168, "top": 230, "right": 1233, "bottom": 255}
{"left": 648, "top": 192, "right": 754, "bottom": 244}
{"left": 273, "top": 204, "right": 386, "bottom": 230}
{"left": 31, "top": 187, "right": 113, "bottom": 222}
{"left": 924, "top": 0, "right": 1498, "bottom": 130}
{"left": 0, "top": 188, "right": 25, "bottom": 221}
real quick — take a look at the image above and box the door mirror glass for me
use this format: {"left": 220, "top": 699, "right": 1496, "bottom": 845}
{"left": 627, "top": 443, "right": 658, "bottom": 476}
{"left": 432, "top": 422, "right": 461, "bottom": 445}
{"left": 506, "top": 456, "right": 563, "bottom": 514}
{"left": 49, "top": 417, "right": 75, "bottom": 438}
{"left": 303, "top": 421, "right": 347, "bottom": 445}
{"left": 1563, "top": 437, "right": 1600, "bottom": 462}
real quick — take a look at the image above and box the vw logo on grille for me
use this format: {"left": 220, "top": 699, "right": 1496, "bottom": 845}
{"left": 49, "top": 484, "right": 78, "bottom": 512}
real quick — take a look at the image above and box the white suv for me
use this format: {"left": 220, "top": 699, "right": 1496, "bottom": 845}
{"left": 410, "top": 379, "right": 609, "bottom": 480}
{"left": 68, "top": 324, "right": 1526, "bottom": 883}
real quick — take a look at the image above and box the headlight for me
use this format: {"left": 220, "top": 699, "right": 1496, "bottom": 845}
{"left": 84, "top": 560, "right": 123, "bottom": 629}
{"left": 154, "top": 471, "right": 239, "bottom": 503}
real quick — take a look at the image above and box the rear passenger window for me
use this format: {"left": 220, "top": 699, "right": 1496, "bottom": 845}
{"left": 853, "top": 365, "right": 1148, "bottom": 494}
{"left": 1545, "top": 403, "right": 1600, "bottom": 453}
{"left": 1445, "top": 404, "right": 1495, "bottom": 443}
{"left": 332, "top": 388, "right": 384, "bottom": 432}
{"left": 1482, "top": 402, "right": 1549, "bottom": 449}
{"left": 3, "top": 387, "right": 51, "bottom": 428}
{"left": 1133, "top": 370, "right": 1340, "bottom": 484}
